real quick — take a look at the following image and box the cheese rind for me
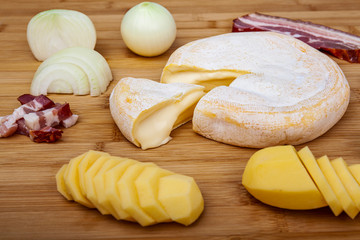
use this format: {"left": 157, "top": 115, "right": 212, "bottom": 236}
{"left": 317, "top": 156, "right": 358, "bottom": 219}
{"left": 163, "top": 32, "right": 349, "bottom": 148}
{"left": 109, "top": 77, "right": 205, "bottom": 150}
{"left": 331, "top": 158, "right": 360, "bottom": 210}
{"left": 242, "top": 145, "right": 327, "bottom": 210}
{"left": 298, "top": 147, "right": 342, "bottom": 216}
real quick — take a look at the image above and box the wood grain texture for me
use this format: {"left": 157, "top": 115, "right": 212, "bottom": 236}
{"left": 0, "top": 0, "right": 360, "bottom": 239}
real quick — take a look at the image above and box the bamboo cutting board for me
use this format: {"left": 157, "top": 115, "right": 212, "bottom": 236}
{"left": 1, "top": 0, "right": 360, "bottom": 239}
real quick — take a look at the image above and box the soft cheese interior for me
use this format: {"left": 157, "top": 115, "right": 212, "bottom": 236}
{"left": 133, "top": 90, "right": 205, "bottom": 150}
{"left": 109, "top": 77, "right": 205, "bottom": 150}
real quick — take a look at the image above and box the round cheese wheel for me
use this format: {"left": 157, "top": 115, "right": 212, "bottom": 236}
{"left": 162, "top": 32, "right": 350, "bottom": 148}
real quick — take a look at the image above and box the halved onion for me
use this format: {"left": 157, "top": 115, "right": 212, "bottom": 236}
{"left": 30, "top": 47, "right": 113, "bottom": 96}
{"left": 27, "top": 9, "right": 97, "bottom": 61}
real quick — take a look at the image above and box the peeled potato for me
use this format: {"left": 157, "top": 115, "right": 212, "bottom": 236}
{"left": 56, "top": 150, "right": 204, "bottom": 226}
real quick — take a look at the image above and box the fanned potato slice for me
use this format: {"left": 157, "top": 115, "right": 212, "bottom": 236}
{"left": 64, "top": 153, "right": 94, "bottom": 208}
{"left": 317, "top": 156, "right": 358, "bottom": 219}
{"left": 94, "top": 156, "right": 124, "bottom": 220}
{"left": 117, "top": 162, "right": 157, "bottom": 226}
{"left": 298, "top": 147, "right": 342, "bottom": 216}
{"left": 56, "top": 164, "right": 72, "bottom": 200}
{"left": 135, "top": 166, "right": 173, "bottom": 222}
{"left": 78, "top": 150, "right": 109, "bottom": 196}
{"left": 104, "top": 158, "right": 137, "bottom": 221}
{"left": 84, "top": 155, "right": 112, "bottom": 215}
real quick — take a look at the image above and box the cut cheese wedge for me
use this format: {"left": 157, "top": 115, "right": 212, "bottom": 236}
{"left": 298, "top": 147, "right": 342, "bottom": 216}
{"left": 349, "top": 164, "right": 360, "bottom": 185}
{"left": 242, "top": 145, "right": 327, "bottom": 210}
{"left": 162, "top": 32, "right": 350, "bottom": 148}
{"left": 331, "top": 158, "right": 360, "bottom": 210}
{"left": 109, "top": 77, "right": 205, "bottom": 150}
{"left": 64, "top": 153, "right": 95, "bottom": 208}
{"left": 117, "top": 162, "right": 157, "bottom": 226}
{"left": 135, "top": 166, "right": 173, "bottom": 222}
{"left": 317, "top": 156, "right": 359, "bottom": 219}
{"left": 56, "top": 164, "right": 72, "bottom": 200}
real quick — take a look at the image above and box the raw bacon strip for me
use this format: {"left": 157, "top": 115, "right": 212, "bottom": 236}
{"left": 232, "top": 12, "right": 360, "bottom": 63}
{"left": 23, "top": 103, "right": 74, "bottom": 131}
{"left": 29, "top": 126, "right": 63, "bottom": 143}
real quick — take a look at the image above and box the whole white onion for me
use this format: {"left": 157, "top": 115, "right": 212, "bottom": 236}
{"left": 121, "top": 2, "right": 177, "bottom": 57}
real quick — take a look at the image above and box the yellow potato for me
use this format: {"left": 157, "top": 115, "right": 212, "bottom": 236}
{"left": 117, "top": 162, "right": 157, "bottom": 226}
{"left": 78, "top": 150, "right": 109, "bottom": 195}
{"left": 158, "top": 174, "right": 204, "bottom": 226}
{"left": 64, "top": 153, "right": 94, "bottom": 208}
{"left": 93, "top": 156, "right": 124, "bottom": 220}
{"left": 135, "top": 166, "right": 173, "bottom": 222}
{"left": 84, "top": 155, "right": 111, "bottom": 215}
{"left": 104, "top": 158, "right": 137, "bottom": 221}
{"left": 242, "top": 145, "right": 327, "bottom": 210}
{"left": 55, "top": 164, "right": 72, "bottom": 200}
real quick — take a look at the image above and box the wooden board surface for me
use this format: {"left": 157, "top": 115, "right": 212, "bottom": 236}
{"left": 1, "top": 0, "right": 360, "bottom": 239}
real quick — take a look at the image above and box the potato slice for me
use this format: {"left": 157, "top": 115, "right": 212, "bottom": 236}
{"left": 56, "top": 164, "right": 72, "bottom": 200}
{"left": 94, "top": 156, "right": 124, "bottom": 220}
{"left": 349, "top": 164, "right": 360, "bottom": 185}
{"left": 298, "top": 147, "right": 342, "bottom": 216}
{"left": 64, "top": 153, "right": 94, "bottom": 208}
{"left": 242, "top": 145, "right": 327, "bottom": 210}
{"left": 117, "top": 162, "right": 157, "bottom": 226}
{"left": 104, "top": 158, "right": 137, "bottom": 221}
{"left": 317, "top": 156, "right": 358, "bottom": 219}
{"left": 135, "top": 166, "right": 173, "bottom": 222}
{"left": 331, "top": 158, "right": 360, "bottom": 210}
{"left": 84, "top": 155, "right": 111, "bottom": 215}
{"left": 158, "top": 174, "right": 204, "bottom": 226}
{"left": 78, "top": 150, "right": 109, "bottom": 196}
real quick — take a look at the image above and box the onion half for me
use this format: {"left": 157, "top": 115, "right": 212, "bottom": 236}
{"left": 27, "top": 9, "right": 97, "bottom": 61}
{"left": 30, "top": 47, "right": 113, "bottom": 96}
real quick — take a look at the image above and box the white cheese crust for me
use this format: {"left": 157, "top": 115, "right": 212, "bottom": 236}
{"left": 162, "top": 32, "right": 350, "bottom": 148}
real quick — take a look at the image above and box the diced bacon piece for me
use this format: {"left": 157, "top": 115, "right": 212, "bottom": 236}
{"left": 1, "top": 95, "right": 77, "bottom": 142}
{"left": 232, "top": 12, "right": 360, "bottom": 63}
{"left": 23, "top": 103, "right": 74, "bottom": 131}
{"left": 15, "top": 118, "right": 30, "bottom": 136}
{"left": 61, "top": 114, "right": 79, "bottom": 128}
{"left": 11, "top": 95, "right": 55, "bottom": 120}
{"left": 0, "top": 116, "right": 18, "bottom": 137}
{"left": 29, "top": 126, "right": 63, "bottom": 143}
{"left": 17, "top": 94, "right": 36, "bottom": 105}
